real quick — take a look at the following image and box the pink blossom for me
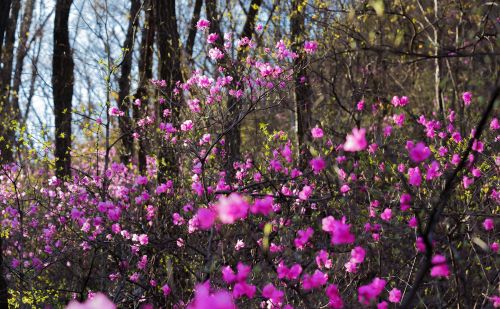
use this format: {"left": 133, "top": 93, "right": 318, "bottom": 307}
{"left": 430, "top": 254, "right": 450, "bottom": 278}
{"left": 188, "top": 281, "right": 235, "bottom": 309}
{"left": 301, "top": 270, "right": 328, "bottom": 290}
{"left": 408, "top": 141, "right": 431, "bottom": 163}
{"left": 483, "top": 218, "right": 494, "bottom": 231}
{"left": 344, "top": 127, "right": 367, "bottom": 152}
{"left": 207, "top": 33, "right": 219, "bottom": 44}
{"left": 304, "top": 41, "right": 318, "bottom": 54}
{"left": 462, "top": 91, "right": 472, "bottom": 106}
{"left": 294, "top": 227, "right": 314, "bottom": 249}
{"left": 326, "top": 284, "right": 344, "bottom": 308}
{"left": 216, "top": 193, "right": 249, "bottom": 224}
{"left": 358, "top": 277, "right": 386, "bottom": 305}
{"left": 196, "top": 208, "right": 216, "bottom": 230}
{"left": 322, "top": 216, "right": 355, "bottom": 245}
{"left": 262, "top": 283, "right": 284, "bottom": 304}
{"left": 196, "top": 18, "right": 210, "bottom": 30}
{"left": 491, "top": 118, "right": 499, "bottom": 130}
{"left": 315, "top": 250, "right": 332, "bottom": 269}
{"left": 209, "top": 47, "right": 224, "bottom": 61}
{"left": 250, "top": 196, "right": 274, "bottom": 216}
{"left": 311, "top": 126, "right": 324, "bottom": 139}
{"left": 408, "top": 167, "right": 422, "bottom": 187}
{"left": 108, "top": 107, "right": 124, "bottom": 117}
{"left": 388, "top": 288, "right": 402, "bottom": 303}
{"left": 298, "top": 185, "right": 313, "bottom": 200}
{"left": 233, "top": 282, "right": 256, "bottom": 299}
{"left": 310, "top": 157, "right": 326, "bottom": 174}
{"left": 380, "top": 208, "right": 392, "bottom": 222}
{"left": 66, "top": 293, "right": 116, "bottom": 309}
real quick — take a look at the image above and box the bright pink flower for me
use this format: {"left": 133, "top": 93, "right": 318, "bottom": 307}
{"left": 222, "top": 266, "right": 236, "bottom": 284}
{"left": 216, "top": 193, "right": 249, "bottom": 224}
{"left": 304, "top": 41, "right": 318, "bottom": 54}
{"left": 344, "top": 128, "right": 367, "bottom": 152}
{"left": 350, "top": 246, "right": 366, "bottom": 264}
{"left": 207, "top": 33, "right": 219, "bottom": 44}
{"left": 426, "top": 161, "right": 441, "bottom": 180}
{"left": 430, "top": 254, "right": 450, "bottom": 278}
{"left": 161, "top": 284, "right": 171, "bottom": 296}
{"left": 294, "top": 227, "right": 314, "bottom": 249}
{"left": 489, "top": 296, "right": 500, "bottom": 308}
{"left": 233, "top": 282, "right": 256, "bottom": 299}
{"left": 408, "top": 167, "right": 422, "bottom": 187}
{"left": 388, "top": 288, "right": 402, "bottom": 303}
{"left": 358, "top": 278, "right": 386, "bottom": 305}
{"left": 196, "top": 208, "right": 216, "bottom": 230}
{"left": 302, "top": 270, "right": 328, "bottom": 290}
{"left": 262, "top": 283, "right": 284, "bottom": 304}
{"left": 380, "top": 208, "right": 392, "bottom": 222}
{"left": 462, "top": 91, "right": 472, "bottom": 106}
{"left": 310, "top": 157, "right": 326, "bottom": 174}
{"left": 67, "top": 293, "right": 116, "bottom": 309}
{"left": 188, "top": 281, "right": 235, "bottom": 309}
{"left": 209, "top": 47, "right": 224, "bottom": 61}
{"left": 108, "top": 107, "right": 124, "bottom": 117}
{"left": 322, "top": 216, "right": 355, "bottom": 245}
{"left": 316, "top": 250, "right": 332, "bottom": 269}
{"left": 408, "top": 141, "right": 431, "bottom": 163}
{"left": 393, "top": 113, "right": 405, "bottom": 127}
{"left": 311, "top": 126, "right": 324, "bottom": 139}
{"left": 298, "top": 185, "right": 313, "bottom": 200}
{"left": 326, "top": 284, "right": 344, "bottom": 308}
{"left": 250, "top": 196, "right": 274, "bottom": 216}
{"left": 483, "top": 218, "right": 494, "bottom": 231}
{"left": 490, "top": 118, "right": 499, "bottom": 130}
{"left": 196, "top": 18, "right": 210, "bottom": 30}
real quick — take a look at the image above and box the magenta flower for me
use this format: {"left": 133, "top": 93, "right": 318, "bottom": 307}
{"left": 408, "top": 167, "right": 422, "bottom": 187}
{"left": 483, "top": 218, "right": 494, "bottom": 231}
{"left": 322, "top": 216, "right": 355, "bottom": 245}
{"left": 294, "top": 227, "right": 314, "bottom": 249}
{"left": 310, "top": 157, "right": 326, "bottom": 174}
{"left": 301, "top": 270, "right": 328, "bottom": 290}
{"left": 161, "top": 284, "right": 171, "bottom": 296}
{"left": 462, "top": 91, "right": 472, "bottom": 106}
{"left": 262, "top": 283, "right": 284, "bottom": 305}
{"left": 196, "top": 208, "right": 216, "bottom": 230}
{"left": 326, "top": 284, "right": 344, "bottom": 308}
{"left": 250, "top": 196, "right": 274, "bottom": 216}
{"left": 304, "top": 40, "right": 318, "bottom": 54}
{"left": 430, "top": 254, "right": 450, "bottom": 278}
{"left": 66, "top": 293, "right": 116, "bottom": 309}
{"left": 207, "top": 33, "right": 219, "bottom": 44}
{"left": 380, "top": 208, "right": 392, "bottom": 222}
{"left": 388, "top": 288, "right": 402, "bottom": 303}
{"left": 108, "top": 106, "right": 124, "bottom": 117}
{"left": 216, "top": 193, "right": 249, "bottom": 224}
{"left": 408, "top": 141, "right": 431, "bottom": 163}
{"left": 196, "top": 18, "right": 210, "bottom": 30}
{"left": 358, "top": 277, "right": 386, "bottom": 305}
{"left": 344, "top": 127, "right": 367, "bottom": 152}
{"left": 311, "top": 125, "right": 324, "bottom": 139}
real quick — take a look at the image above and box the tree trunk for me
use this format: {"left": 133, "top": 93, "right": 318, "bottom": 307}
{"left": 0, "top": 0, "right": 12, "bottom": 57}
{"left": 10, "top": 0, "right": 35, "bottom": 125}
{"left": 52, "top": 0, "right": 74, "bottom": 179}
{"left": 155, "top": 0, "right": 182, "bottom": 182}
{"left": 0, "top": 0, "right": 21, "bottom": 163}
{"left": 291, "top": 0, "right": 313, "bottom": 168}
{"left": 134, "top": 0, "right": 155, "bottom": 173}
{"left": 185, "top": 0, "right": 203, "bottom": 61}
{"left": 117, "top": 0, "right": 140, "bottom": 165}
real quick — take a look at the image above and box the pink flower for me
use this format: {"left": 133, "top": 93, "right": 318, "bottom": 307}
{"left": 188, "top": 281, "right": 235, "bottom": 309}
{"left": 250, "top": 196, "right": 274, "bottom": 216}
{"left": 408, "top": 141, "right": 431, "bottom": 163}
{"left": 426, "top": 161, "right": 441, "bottom": 180}
{"left": 298, "top": 185, "right": 313, "bottom": 200}
{"left": 408, "top": 167, "right": 422, "bottom": 187}
{"left": 358, "top": 278, "right": 386, "bottom": 305}
{"left": 490, "top": 118, "right": 499, "bottom": 130}
{"left": 196, "top": 18, "right": 210, "bottom": 30}
{"left": 489, "top": 295, "right": 500, "bottom": 308}
{"left": 262, "top": 283, "right": 284, "bottom": 304}
{"left": 294, "top": 227, "right": 314, "bottom": 249}
{"left": 430, "top": 254, "right": 450, "bottom": 278}
{"left": 310, "top": 157, "right": 326, "bottom": 174}
{"left": 66, "top": 293, "right": 116, "bottom": 309}
{"left": 233, "top": 282, "right": 256, "bottom": 299}
{"left": 311, "top": 126, "right": 324, "bottom": 139}
{"left": 161, "top": 284, "right": 171, "bottom": 296}
{"left": 483, "top": 218, "right": 494, "bottom": 231}
{"left": 216, "top": 193, "right": 249, "bottom": 224}
{"left": 326, "top": 284, "right": 344, "bottom": 308}
{"left": 380, "top": 208, "right": 392, "bottom": 221}
{"left": 350, "top": 246, "right": 366, "bottom": 264}
{"left": 108, "top": 107, "right": 124, "bottom": 117}
{"left": 344, "top": 127, "right": 367, "bottom": 152}
{"left": 322, "top": 216, "right": 355, "bottom": 245}
{"left": 315, "top": 250, "right": 332, "bottom": 269}
{"left": 462, "top": 91, "right": 472, "bottom": 106}
{"left": 209, "top": 47, "right": 224, "bottom": 61}
{"left": 196, "top": 208, "right": 216, "bottom": 230}
{"left": 391, "top": 96, "right": 408, "bottom": 107}
{"left": 207, "top": 33, "right": 219, "bottom": 44}
{"left": 301, "top": 270, "right": 328, "bottom": 290}
{"left": 304, "top": 40, "right": 318, "bottom": 54}
{"left": 393, "top": 113, "right": 405, "bottom": 127}
{"left": 388, "top": 288, "right": 401, "bottom": 303}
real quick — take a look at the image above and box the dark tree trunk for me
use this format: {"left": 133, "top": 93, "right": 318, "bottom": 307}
{"left": 0, "top": 0, "right": 21, "bottom": 163}
{"left": 155, "top": 0, "right": 182, "bottom": 182}
{"left": 11, "top": 0, "right": 35, "bottom": 124}
{"left": 291, "top": 0, "right": 313, "bottom": 168}
{"left": 0, "top": 0, "right": 12, "bottom": 57}
{"left": 117, "top": 0, "right": 140, "bottom": 165}
{"left": 185, "top": 0, "right": 203, "bottom": 60}
{"left": 134, "top": 0, "right": 155, "bottom": 173}
{"left": 52, "top": 0, "right": 74, "bottom": 179}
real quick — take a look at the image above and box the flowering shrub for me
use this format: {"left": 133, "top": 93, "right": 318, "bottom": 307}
{"left": 0, "top": 18, "right": 499, "bottom": 309}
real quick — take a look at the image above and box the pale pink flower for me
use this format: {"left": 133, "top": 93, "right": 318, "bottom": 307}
{"left": 344, "top": 128, "right": 367, "bottom": 152}
{"left": 66, "top": 293, "right": 116, "bottom": 309}
{"left": 216, "top": 193, "right": 249, "bottom": 224}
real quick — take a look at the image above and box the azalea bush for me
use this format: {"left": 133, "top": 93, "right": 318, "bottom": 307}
{"left": 1, "top": 17, "right": 499, "bottom": 309}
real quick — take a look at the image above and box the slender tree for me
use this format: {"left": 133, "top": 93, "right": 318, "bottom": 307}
{"left": 155, "top": 0, "right": 182, "bottom": 182}
{"left": 117, "top": 0, "right": 140, "bottom": 164}
{"left": 185, "top": 0, "right": 203, "bottom": 61}
{"left": 52, "top": 0, "right": 74, "bottom": 178}
{"left": 291, "top": 0, "right": 313, "bottom": 168}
